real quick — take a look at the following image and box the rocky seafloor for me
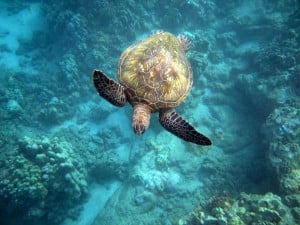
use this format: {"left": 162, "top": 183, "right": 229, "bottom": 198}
{"left": 0, "top": 1, "right": 299, "bottom": 225}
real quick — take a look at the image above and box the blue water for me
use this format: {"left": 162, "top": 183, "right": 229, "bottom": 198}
{"left": 0, "top": 1, "right": 299, "bottom": 225}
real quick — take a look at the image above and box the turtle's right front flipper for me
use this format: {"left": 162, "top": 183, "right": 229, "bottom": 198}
{"left": 93, "top": 70, "right": 127, "bottom": 107}
{"left": 159, "top": 110, "right": 212, "bottom": 146}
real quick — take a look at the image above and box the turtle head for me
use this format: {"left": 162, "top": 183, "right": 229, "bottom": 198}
{"left": 132, "top": 104, "right": 151, "bottom": 135}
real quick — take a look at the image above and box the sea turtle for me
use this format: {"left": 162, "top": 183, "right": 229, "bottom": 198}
{"left": 93, "top": 31, "right": 211, "bottom": 145}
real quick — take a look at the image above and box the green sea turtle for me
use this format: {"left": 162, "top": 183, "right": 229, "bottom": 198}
{"left": 93, "top": 31, "right": 211, "bottom": 145}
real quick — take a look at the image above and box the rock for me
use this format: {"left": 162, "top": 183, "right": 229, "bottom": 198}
{"left": 291, "top": 207, "right": 300, "bottom": 221}
{"left": 6, "top": 99, "right": 23, "bottom": 116}
{"left": 258, "top": 207, "right": 281, "bottom": 223}
{"left": 284, "top": 194, "right": 300, "bottom": 207}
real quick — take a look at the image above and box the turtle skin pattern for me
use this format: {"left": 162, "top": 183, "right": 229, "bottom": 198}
{"left": 93, "top": 70, "right": 126, "bottom": 107}
{"left": 159, "top": 111, "right": 212, "bottom": 145}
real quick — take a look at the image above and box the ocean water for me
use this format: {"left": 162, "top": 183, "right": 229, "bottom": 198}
{"left": 0, "top": 1, "right": 299, "bottom": 225}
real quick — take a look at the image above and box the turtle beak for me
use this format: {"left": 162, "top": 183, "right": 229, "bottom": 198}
{"left": 133, "top": 124, "right": 146, "bottom": 136}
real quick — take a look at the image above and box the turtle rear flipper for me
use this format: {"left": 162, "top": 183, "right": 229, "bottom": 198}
{"left": 93, "top": 70, "right": 127, "bottom": 107}
{"left": 159, "top": 110, "right": 212, "bottom": 146}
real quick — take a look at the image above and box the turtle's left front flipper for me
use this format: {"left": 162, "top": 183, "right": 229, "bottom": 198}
{"left": 93, "top": 70, "right": 127, "bottom": 107}
{"left": 159, "top": 110, "right": 212, "bottom": 146}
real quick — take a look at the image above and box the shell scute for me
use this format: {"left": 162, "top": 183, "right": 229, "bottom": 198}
{"left": 118, "top": 32, "right": 192, "bottom": 111}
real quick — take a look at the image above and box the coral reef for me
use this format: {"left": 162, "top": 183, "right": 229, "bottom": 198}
{"left": 89, "top": 150, "right": 128, "bottom": 181}
{"left": 0, "top": 135, "right": 88, "bottom": 224}
{"left": 180, "top": 192, "right": 296, "bottom": 225}
{"left": 263, "top": 103, "right": 300, "bottom": 196}
{"left": 37, "top": 96, "right": 73, "bottom": 125}
{"left": 135, "top": 168, "right": 181, "bottom": 192}
{"left": 1, "top": 1, "right": 300, "bottom": 225}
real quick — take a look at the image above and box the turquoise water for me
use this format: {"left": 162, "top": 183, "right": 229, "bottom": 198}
{"left": 0, "top": 1, "right": 299, "bottom": 225}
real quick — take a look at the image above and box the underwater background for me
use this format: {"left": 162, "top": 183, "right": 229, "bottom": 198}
{"left": 0, "top": 0, "right": 299, "bottom": 225}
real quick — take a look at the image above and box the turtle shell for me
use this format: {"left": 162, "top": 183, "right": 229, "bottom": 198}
{"left": 118, "top": 32, "right": 193, "bottom": 112}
